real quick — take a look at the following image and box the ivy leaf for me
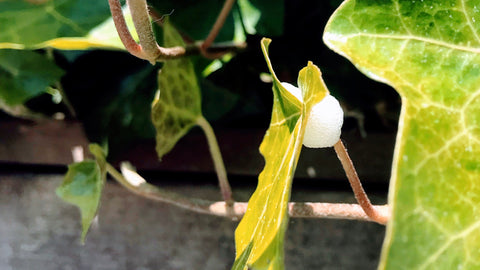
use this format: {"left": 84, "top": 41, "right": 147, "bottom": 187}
{"left": 324, "top": 1, "right": 480, "bottom": 269}
{"left": 151, "top": 19, "right": 202, "bottom": 159}
{"left": 56, "top": 144, "right": 107, "bottom": 243}
{"left": 0, "top": 0, "right": 133, "bottom": 50}
{"left": 0, "top": 49, "right": 64, "bottom": 105}
{"left": 233, "top": 38, "right": 327, "bottom": 270}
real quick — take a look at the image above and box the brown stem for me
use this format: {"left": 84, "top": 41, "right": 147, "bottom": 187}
{"left": 333, "top": 140, "right": 390, "bottom": 224}
{"left": 106, "top": 163, "right": 390, "bottom": 222}
{"left": 201, "top": 0, "right": 237, "bottom": 57}
{"left": 108, "top": 0, "right": 145, "bottom": 59}
{"left": 210, "top": 202, "right": 390, "bottom": 222}
{"left": 126, "top": 0, "right": 161, "bottom": 63}
{"left": 108, "top": 0, "right": 184, "bottom": 63}
{"left": 185, "top": 42, "right": 247, "bottom": 57}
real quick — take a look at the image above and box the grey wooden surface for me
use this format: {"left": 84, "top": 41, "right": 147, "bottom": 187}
{"left": 0, "top": 174, "right": 386, "bottom": 270}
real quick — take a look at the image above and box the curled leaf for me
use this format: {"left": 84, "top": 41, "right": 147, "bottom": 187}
{"left": 233, "top": 38, "right": 328, "bottom": 269}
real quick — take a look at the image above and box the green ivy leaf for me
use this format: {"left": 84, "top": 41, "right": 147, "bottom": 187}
{"left": 324, "top": 1, "right": 480, "bottom": 269}
{"left": 56, "top": 144, "right": 107, "bottom": 243}
{"left": 0, "top": 0, "right": 133, "bottom": 50}
{"left": 233, "top": 38, "right": 327, "bottom": 270}
{"left": 0, "top": 49, "right": 64, "bottom": 105}
{"left": 151, "top": 19, "right": 202, "bottom": 159}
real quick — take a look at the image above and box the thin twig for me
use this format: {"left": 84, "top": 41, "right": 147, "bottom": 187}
{"left": 44, "top": 48, "right": 77, "bottom": 117}
{"left": 184, "top": 42, "right": 247, "bottom": 57}
{"left": 148, "top": 7, "right": 247, "bottom": 57}
{"left": 201, "top": 0, "right": 237, "bottom": 58}
{"left": 196, "top": 116, "right": 234, "bottom": 206}
{"left": 333, "top": 140, "right": 390, "bottom": 224}
{"left": 106, "top": 163, "right": 389, "bottom": 222}
{"left": 54, "top": 83, "right": 77, "bottom": 118}
{"left": 107, "top": 163, "right": 215, "bottom": 214}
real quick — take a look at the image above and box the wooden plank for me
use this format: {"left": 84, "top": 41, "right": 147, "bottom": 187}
{"left": 0, "top": 120, "right": 395, "bottom": 182}
{"left": 0, "top": 120, "right": 89, "bottom": 165}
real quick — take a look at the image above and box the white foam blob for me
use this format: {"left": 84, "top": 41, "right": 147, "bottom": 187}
{"left": 279, "top": 82, "right": 343, "bottom": 148}
{"left": 303, "top": 94, "right": 344, "bottom": 148}
{"left": 281, "top": 82, "right": 303, "bottom": 102}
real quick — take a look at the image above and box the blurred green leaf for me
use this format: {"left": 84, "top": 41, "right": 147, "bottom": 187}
{"left": 324, "top": 0, "right": 480, "bottom": 269}
{"left": 238, "top": 0, "right": 284, "bottom": 36}
{"left": 233, "top": 38, "right": 327, "bottom": 270}
{"left": 56, "top": 161, "right": 103, "bottom": 243}
{"left": 0, "top": 49, "right": 64, "bottom": 105}
{"left": 150, "top": 0, "right": 236, "bottom": 42}
{"left": 151, "top": 0, "right": 283, "bottom": 43}
{"left": 56, "top": 144, "right": 107, "bottom": 243}
{"left": 149, "top": 0, "right": 239, "bottom": 42}
{"left": 0, "top": 0, "right": 128, "bottom": 50}
{"left": 151, "top": 19, "right": 202, "bottom": 159}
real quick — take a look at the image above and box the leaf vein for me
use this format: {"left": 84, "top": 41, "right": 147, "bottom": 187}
{"left": 45, "top": 3, "right": 86, "bottom": 35}
{"left": 418, "top": 219, "right": 480, "bottom": 269}
{"left": 461, "top": 0, "right": 480, "bottom": 45}
{"left": 348, "top": 33, "right": 480, "bottom": 54}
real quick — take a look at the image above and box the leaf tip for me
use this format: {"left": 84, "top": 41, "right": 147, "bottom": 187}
{"left": 260, "top": 37, "right": 272, "bottom": 47}
{"left": 260, "top": 38, "right": 272, "bottom": 62}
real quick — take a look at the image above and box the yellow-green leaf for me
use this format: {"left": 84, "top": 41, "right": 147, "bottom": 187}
{"left": 324, "top": 1, "right": 480, "bottom": 269}
{"left": 233, "top": 38, "right": 328, "bottom": 270}
{"left": 151, "top": 19, "right": 202, "bottom": 159}
{"left": 56, "top": 144, "right": 107, "bottom": 243}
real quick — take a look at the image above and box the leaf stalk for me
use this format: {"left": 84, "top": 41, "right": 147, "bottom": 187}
{"left": 333, "top": 140, "right": 390, "bottom": 224}
{"left": 196, "top": 116, "right": 234, "bottom": 206}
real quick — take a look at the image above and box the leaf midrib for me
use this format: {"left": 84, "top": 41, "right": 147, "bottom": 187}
{"left": 339, "top": 33, "right": 480, "bottom": 54}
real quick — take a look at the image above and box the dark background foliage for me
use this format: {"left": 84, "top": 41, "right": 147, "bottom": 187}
{"left": 3, "top": 0, "right": 400, "bottom": 158}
